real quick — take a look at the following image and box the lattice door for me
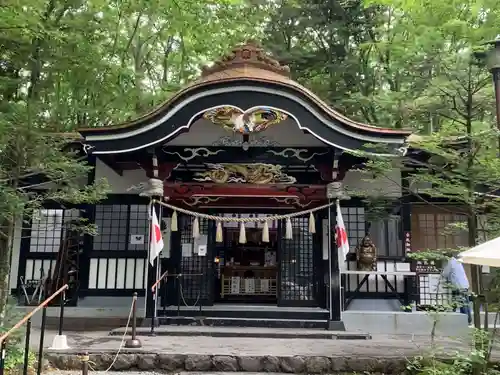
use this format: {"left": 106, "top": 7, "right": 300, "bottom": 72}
{"left": 178, "top": 215, "right": 213, "bottom": 305}
{"left": 20, "top": 208, "right": 82, "bottom": 306}
{"left": 279, "top": 217, "right": 317, "bottom": 306}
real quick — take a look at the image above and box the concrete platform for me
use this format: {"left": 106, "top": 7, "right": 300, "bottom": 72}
{"left": 18, "top": 305, "right": 471, "bottom": 335}
{"left": 110, "top": 326, "right": 371, "bottom": 340}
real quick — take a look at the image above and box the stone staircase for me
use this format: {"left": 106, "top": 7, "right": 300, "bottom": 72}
{"left": 156, "top": 304, "right": 336, "bottom": 329}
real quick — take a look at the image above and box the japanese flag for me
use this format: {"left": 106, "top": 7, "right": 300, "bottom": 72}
{"left": 335, "top": 200, "right": 349, "bottom": 263}
{"left": 149, "top": 210, "right": 164, "bottom": 266}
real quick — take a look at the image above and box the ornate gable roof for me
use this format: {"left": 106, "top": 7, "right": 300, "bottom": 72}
{"left": 78, "top": 41, "right": 412, "bottom": 155}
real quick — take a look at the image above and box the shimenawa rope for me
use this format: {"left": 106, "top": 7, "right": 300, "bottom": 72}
{"left": 145, "top": 177, "right": 341, "bottom": 243}
{"left": 153, "top": 199, "right": 336, "bottom": 222}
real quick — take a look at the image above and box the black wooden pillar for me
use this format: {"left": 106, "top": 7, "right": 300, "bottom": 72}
{"left": 146, "top": 200, "right": 161, "bottom": 324}
{"left": 401, "top": 171, "right": 417, "bottom": 306}
{"left": 146, "top": 152, "right": 162, "bottom": 326}
{"left": 79, "top": 154, "right": 97, "bottom": 299}
{"left": 327, "top": 202, "right": 345, "bottom": 330}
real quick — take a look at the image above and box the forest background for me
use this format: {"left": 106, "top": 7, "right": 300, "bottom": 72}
{"left": 1, "top": 0, "right": 500, "bottom": 322}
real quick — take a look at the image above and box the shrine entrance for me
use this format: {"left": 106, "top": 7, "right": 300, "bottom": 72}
{"left": 214, "top": 217, "right": 280, "bottom": 305}
{"left": 163, "top": 207, "right": 322, "bottom": 308}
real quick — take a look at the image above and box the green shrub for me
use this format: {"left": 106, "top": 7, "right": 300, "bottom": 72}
{"left": 0, "top": 298, "right": 36, "bottom": 374}
{"left": 406, "top": 329, "right": 500, "bottom": 375}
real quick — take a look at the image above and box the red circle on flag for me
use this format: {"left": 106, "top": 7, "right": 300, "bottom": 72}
{"left": 154, "top": 225, "right": 161, "bottom": 243}
{"left": 336, "top": 227, "right": 347, "bottom": 247}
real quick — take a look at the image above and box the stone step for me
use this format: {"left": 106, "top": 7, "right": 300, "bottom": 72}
{"left": 156, "top": 316, "right": 330, "bottom": 329}
{"left": 158, "top": 308, "right": 329, "bottom": 320}
{"left": 110, "top": 326, "right": 371, "bottom": 340}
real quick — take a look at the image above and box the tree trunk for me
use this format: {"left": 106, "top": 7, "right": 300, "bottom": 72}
{"left": 0, "top": 218, "right": 15, "bottom": 324}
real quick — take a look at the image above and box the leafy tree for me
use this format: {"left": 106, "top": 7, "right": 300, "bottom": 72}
{"left": 262, "top": 0, "right": 385, "bottom": 121}
{"left": 352, "top": 0, "right": 500, "bottom": 333}
{"left": 0, "top": 0, "right": 269, "bottom": 319}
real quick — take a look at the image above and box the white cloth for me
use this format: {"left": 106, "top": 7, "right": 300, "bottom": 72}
{"left": 458, "top": 236, "right": 500, "bottom": 267}
{"left": 149, "top": 209, "right": 164, "bottom": 265}
{"left": 441, "top": 257, "right": 469, "bottom": 290}
{"left": 335, "top": 200, "right": 350, "bottom": 263}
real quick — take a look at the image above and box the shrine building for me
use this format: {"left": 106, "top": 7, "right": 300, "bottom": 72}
{"left": 9, "top": 42, "right": 470, "bottom": 331}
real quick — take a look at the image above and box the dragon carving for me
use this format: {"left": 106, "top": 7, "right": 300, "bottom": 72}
{"left": 194, "top": 163, "right": 296, "bottom": 184}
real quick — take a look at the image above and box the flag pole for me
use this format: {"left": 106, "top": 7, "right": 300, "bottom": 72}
{"left": 328, "top": 198, "right": 333, "bottom": 322}
{"left": 149, "top": 199, "right": 160, "bottom": 336}
{"left": 148, "top": 152, "right": 164, "bottom": 336}
{"left": 153, "top": 198, "right": 162, "bottom": 332}
{"left": 326, "top": 182, "right": 348, "bottom": 330}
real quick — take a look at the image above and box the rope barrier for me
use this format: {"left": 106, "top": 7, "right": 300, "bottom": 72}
{"left": 153, "top": 199, "right": 336, "bottom": 222}
{"left": 179, "top": 282, "right": 201, "bottom": 307}
{"left": 86, "top": 296, "right": 135, "bottom": 373}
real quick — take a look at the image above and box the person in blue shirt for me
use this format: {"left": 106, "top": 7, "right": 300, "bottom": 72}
{"left": 441, "top": 254, "right": 472, "bottom": 324}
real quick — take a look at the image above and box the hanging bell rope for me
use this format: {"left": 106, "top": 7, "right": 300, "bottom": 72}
{"left": 154, "top": 199, "right": 335, "bottom": 241}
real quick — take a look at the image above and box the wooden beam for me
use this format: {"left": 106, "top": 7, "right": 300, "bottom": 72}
{"left": 163, "top": 183, "right": 327, "bottom": 201}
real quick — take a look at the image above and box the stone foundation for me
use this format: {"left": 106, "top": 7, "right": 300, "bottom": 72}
{"left": 45, "top": 351, "right": 408, "bottom": 374}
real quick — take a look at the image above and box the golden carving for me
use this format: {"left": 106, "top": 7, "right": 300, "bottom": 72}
{"left": 203, "top": 106, "right": 288, "bottom": 134}
{"left": 193, "top": 163, "right": 296, "bottom": 184}
{"left": 356, "top": 235, "right": 377, "bottom": 271}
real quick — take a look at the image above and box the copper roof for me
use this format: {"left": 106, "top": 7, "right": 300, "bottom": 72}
{"left": 80, "top": 41, "right": 411, "bottom": 135}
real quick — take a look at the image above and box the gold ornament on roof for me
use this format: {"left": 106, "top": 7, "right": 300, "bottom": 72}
{"left": 201, "top": 41, "right": 291, "bottom": 78}
{"left": 203, "top": 106, "right": 288, "bottom": 134}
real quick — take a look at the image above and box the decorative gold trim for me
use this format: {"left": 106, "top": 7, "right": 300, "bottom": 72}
{"left": 203, "top": 106, "right": 288, "bottom": 134}
{"left": 182, "top": 197, "right": 222, "bottom": 206}
{"left": 194, "top": 163, "right": 296, "bottom": 184}
{"left": 271, "top": 197, "right": 314, "bottom": 208}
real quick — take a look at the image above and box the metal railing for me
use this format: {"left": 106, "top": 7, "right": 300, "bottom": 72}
{"left": 0, "top": 284, "right": 68, "bottom": 375}
{"left": 151, "top": 270, "right": 169, "bottom": 295}
{"left": 0, "top": 287, "right": 144, "bottom": 375}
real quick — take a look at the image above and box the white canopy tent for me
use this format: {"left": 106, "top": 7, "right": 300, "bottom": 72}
{"left": 458, "top": 236, "right": 500, "bottom": 267}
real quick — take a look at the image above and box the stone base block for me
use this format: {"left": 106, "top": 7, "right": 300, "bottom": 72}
{"left": 44, "top": 351, "right": 409, "bottom": 374}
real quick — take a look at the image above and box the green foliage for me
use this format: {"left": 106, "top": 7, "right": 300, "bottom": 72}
{"left": 343, "top": 0, "right": 500, "bottom": 246}
{"left": 0, "top": 0, "right": 270, "bottom": 318}
{"left": 407, "top": 329, "right": 498, "bottom": 375}
{"left": 4, "top": 347, "right": 36, "bottom": 374}
{"left": 0, "top": 299, "right": 36, "bottom": 373}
